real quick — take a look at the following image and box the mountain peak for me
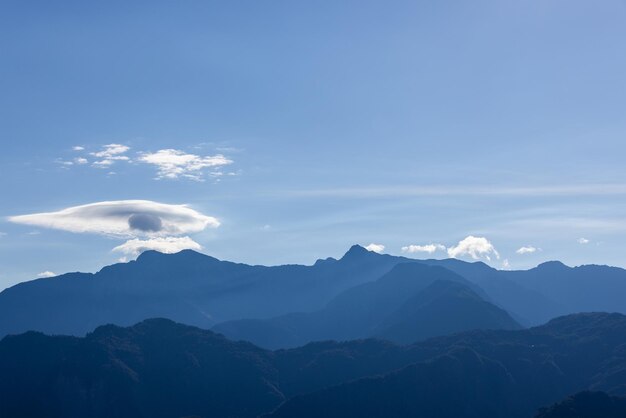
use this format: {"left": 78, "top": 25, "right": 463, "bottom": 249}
{"left": 535, "top": 260, "right": 570, "bottom": 272}
{"left": 340, "top": 244, "right": 378, "bottom": 261}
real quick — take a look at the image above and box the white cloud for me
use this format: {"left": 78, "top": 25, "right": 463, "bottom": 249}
{"left": 112, "top": 236, "right": 202, "bottom": 257}
{"left": 138, "top": 149, "right": 233, "bottom": 181}
{"left": 578, "top": 237, "right": 590, "bottom": 244}
{"left": 516, "top": 246, "right": 537, "bottom": 255}
{"left": 501, "top": 259, "right": 511, "bottom": 270}
{"left": 365, "top": 243, "right": 385, "bottom": 253}
{"left": 92, "top": 159, "right": 114, "bottom": 167}
{"left": 401, "top": 243, "right": 446, "bottom": 254}
{"left": 447, "top": 236, "right": 499, "bottom": 261}
{"left": 91, "top": 143, "right": 130, "bottom": 158}
{"left": 37, "top": 271, "right": 56, "bottom": 278}
{"left": 74, "top": 157, "right": 88, "bottom": 165}
{"left": 9, "top": 200, "right": 219, "bottom": 238}
{"left": 72, "top": 146, "right": 85, "bottom": 151}
{"left": 90, "top": 143, "right": 130, "bottom": 167}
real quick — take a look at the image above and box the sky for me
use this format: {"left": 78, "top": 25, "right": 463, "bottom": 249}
{"left": 1, "top": 0, "right": 626, "bottom": 289}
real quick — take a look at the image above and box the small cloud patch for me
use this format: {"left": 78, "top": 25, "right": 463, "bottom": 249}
{"left": 365, "top": 243, "right": 385, "bottom": 253}
{"left": 401, "top": 244, "right": 446, "bottom": 254}
{"left": 447, "top": 236, "right": 499, "bottom": 261}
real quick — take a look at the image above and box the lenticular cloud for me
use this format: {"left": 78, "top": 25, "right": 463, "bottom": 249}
{"left": 9, "top": 200, "right": 219, "bottom": 238}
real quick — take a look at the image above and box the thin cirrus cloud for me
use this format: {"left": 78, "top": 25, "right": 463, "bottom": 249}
{"left": 365, "top": 243, "right": 385, "bottom": 253}
{"left": 447, "top": 236, "right": 500, "bottom": 261}
{"left": 401, "top": 243, "right": 446, "bottom": 254}
{"left": 516, "top": 246, "right": 538, "bottom": 255}
{"left": 137, "top": 149, "right": 233, "bottom": 181}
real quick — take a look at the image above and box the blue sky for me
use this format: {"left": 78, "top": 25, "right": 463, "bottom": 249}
{"left": 1, "top": 0, "right": 626, "bottom": 289}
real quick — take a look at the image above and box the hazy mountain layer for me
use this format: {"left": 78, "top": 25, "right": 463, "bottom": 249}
{"left": 2, "top": 245, "right": 626, "bottom": 337}
{"left": 215, "top": 264, "right": 520, "bottom": 348}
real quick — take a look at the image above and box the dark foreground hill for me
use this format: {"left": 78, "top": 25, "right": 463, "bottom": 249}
{"left": 215, "top": 264, "right": 521, "bottom": 348}
{"left": 2, "top": 313, "right": 626, "bottom": 418}
{"left": 534, "top": 391, "right": 626, "bottom": 418}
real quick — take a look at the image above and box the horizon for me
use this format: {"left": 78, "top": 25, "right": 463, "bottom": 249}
{"left": 4, "top": 3, "right": 626, "bottom": 417}
{"left": 7, "top": 244, "right": 612, "bottom": 290}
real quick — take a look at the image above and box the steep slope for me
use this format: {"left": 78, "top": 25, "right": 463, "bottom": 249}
{"left": 214, "top": 263, "right": 498, "bottom": 349}
{"left": 374, "top": 280, "right": 521, "bottom": 344}
{"left": 417, "top": 258, "right": 565, "bottom": 325}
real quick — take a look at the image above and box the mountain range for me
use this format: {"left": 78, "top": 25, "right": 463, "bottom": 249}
{"left": 214, "top": 263, "right": 521, "bottom": 348}
{"left": 3, "top": 246, "right": 626, "bottom": 417}
{"left": 3, "top": 245, "right": 626, "bottom": 342}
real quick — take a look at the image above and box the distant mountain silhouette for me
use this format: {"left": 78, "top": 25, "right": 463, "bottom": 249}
{"left": 534, "top": 391, "right": 626, "bottom": 418}
{"left": 215, "top": 264, "right": 520, "bottom": 348}
{"left": 2, "top": 313, "right": 626, "bottom": 418}
{"left": 416, "top": 258, "right": 565, "bottom": 325}
{"left": 374, "top": 279, "right": 521, "bottom": 344}
{"left": 503, "top": 262, "right": 626, "bottom": 319}
{"left": 0, "top": 246, "right": 406, "bottom": 337}
{"left": 2, "top": 246, "right": 626, "bottom": 337}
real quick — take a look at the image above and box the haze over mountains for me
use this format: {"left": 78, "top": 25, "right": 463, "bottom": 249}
{"left": 2, "top": 246, "right": 626, "bottom": 417}
{"left": 2, "top": 245, "right": 626, "bottom": 343}
{"left": 214, "top": 263, "right": 521, "bottom": 348}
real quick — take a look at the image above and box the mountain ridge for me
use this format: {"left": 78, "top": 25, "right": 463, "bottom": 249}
{"left": 2, "top": 246, "right": 626, "bottom": 338}
{"left": 2, "top": 312, "right": 626, "bottom": 418}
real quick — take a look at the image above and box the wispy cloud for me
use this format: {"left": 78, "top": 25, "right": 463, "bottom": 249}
{"left": 9, "top": 200, "right": 218, "bottom": 238}
{"left": 401, "top": 243, "right": 446, "bottom": 254}
{"left": 447, "top": 236, "right": 499, "bottom": 261}
{"left": 60, "top": 144, "right": 236, "bottom": 182}
{"left": 90, "top": 143, "right": 130, "bottom": 167}
{"left": 516, "top": 246, "right": 538, "bottom": 255}
{"left": 578, "top": 237, "right": 590, "bottom": 244}
{"left": 365, "top": 243, "right": 385, "bottom": 253}
{"left": 138, "top": 149, "right": 233, "bottom": 181}
{"left": 287, "top": 184, "right": 626, "bottom": 199}
{"left": 37, "top": 271, "right": 56, "bottom": 278}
